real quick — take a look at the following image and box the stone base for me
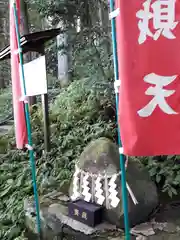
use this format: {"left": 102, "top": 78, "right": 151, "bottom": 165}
{"left": 24, "top": 190, "right": 180, "bottom": 240}
{"left": 24, "top": 191, "right": 125, "bottom": 240}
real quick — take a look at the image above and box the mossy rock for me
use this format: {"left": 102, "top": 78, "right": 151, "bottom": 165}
{"left": 70, "top": 137, "right": 158, "bottom": 228}
{"left": 77, "top": 137, "right": 119, "bottom": 175}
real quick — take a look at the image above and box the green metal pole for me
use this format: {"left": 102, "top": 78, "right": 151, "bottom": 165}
{"left": 109, "top": 0, "right": 130, "bottom": 239}
{"left": 12, "top": 2, "right": 41, "bottom": 236}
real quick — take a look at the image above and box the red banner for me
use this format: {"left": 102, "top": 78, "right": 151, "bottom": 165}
{"left": 10, "top": 0, "right": 27, "bottom": 149}
{"left": 116, "top": 0, "right": 180, "bottom": 156}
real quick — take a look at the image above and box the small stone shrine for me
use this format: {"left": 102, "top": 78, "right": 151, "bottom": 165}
{"left": 25, "top": 137, "right": 158, "bottom": 239}
{"left": 69, "top": 137, "right": 158, "bottom": 228}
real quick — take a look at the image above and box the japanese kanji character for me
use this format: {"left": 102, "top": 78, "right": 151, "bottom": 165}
{"left": 81, "top": 212, "right": 88, "bottom": 220}
{"left": 136, "top": 0, "right": 178, "bottom": 44}
{"left": 74, "top": 209, "right": 79, "bottom": 216}
{"left": 137, "top": 73, "right": 178, "bottom": 117}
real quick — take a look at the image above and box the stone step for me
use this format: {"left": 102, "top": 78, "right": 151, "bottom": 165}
{"left": 25, "top": 193, "right": 125, "bottom": 240}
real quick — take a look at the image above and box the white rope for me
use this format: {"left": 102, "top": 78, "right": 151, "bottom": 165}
{"left": 19, "top": 95, "right": 28, "bottom": 103}
{"left": 25, "top": 144, "right": 33, "bottom": 151}
{"left": 114, "top": 79, "right": 121, "bottom": 93}
{"left": 14, "top": 48, "right": 22, "bottom": 55}
{"left": 109, "top": 8, "right": 120, "bottom": 19}
{"left": 119, "top": 147, "right": 124, "bottom": 154}
{"left": 75, "top": 166, "right": 121, "bottom": 179}
{"left": 126, "top": 183, "right": 138, "bottom": 205}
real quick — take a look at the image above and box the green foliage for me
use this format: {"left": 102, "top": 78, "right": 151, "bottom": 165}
{"left": 0, "top": 88, "right": 12, "bottom": 122}
{"left": 0, "top": 77, "right": 116, "bottom": 239}
{"left": 142, "top": 156, "right": 180, "bottom": 198}
{"left": 31, "top": 0, "right": 96, "bottom": 25}
{"left": 31, "top": 0, "right": 111, "bottom": 82}
{"left": 73, "top": 36, "right": 113, "bottom": 81}
{"left": 2, "top": 0, "right": 180, "bottom": 238}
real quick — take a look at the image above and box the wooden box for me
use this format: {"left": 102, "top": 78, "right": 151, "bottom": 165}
{"left": 68, "top": 199, "right": 103, "bottom": 227}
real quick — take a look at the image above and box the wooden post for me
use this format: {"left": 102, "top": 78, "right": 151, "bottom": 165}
{"left": 39, "top": 46, "right": 51, "bottom": 153}
{"left": 41, "top": 93, "right": 50, "bottom": 152}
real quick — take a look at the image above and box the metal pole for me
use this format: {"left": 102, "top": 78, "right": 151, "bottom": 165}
{"left": 109, "top": 0, "right": 130, "bottom": 239}
{"left": 12, "top": 2, "right": 41, "bottom": 236}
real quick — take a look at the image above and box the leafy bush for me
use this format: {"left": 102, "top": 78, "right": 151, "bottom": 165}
{"left": 73, "top": 41, "right": 113, "bottom": 81}
{"left": 141, "top": 156, "right": 180, "bottom": 198}
{"left": 1, "top": 77, "right": 180, "bottom": 239}
{"left": 0, "top": 77, "right": 116, "bottom": 239}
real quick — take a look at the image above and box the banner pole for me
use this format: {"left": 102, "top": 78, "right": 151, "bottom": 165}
{"left": 109, "top": 0, "right": 130, "bottom": 239}
{"left": 12, "top": 1, "right": 41, "bottom": 236}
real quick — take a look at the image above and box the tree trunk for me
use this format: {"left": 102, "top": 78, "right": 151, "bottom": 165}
{"left": 57, "top": 21, "right": 70, "bottom": 88}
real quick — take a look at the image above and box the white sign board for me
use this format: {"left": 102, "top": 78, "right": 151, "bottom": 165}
{"left": 20, "top": 56, "right": 47, "bottom": 97}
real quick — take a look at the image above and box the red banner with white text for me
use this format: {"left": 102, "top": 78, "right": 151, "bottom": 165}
{"left": 116, "top": 0, "right": 180, "bottom": 156}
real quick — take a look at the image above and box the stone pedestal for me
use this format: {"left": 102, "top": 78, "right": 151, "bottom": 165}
{"left": 24, "top": 191, "right": 125, "bottom": 240}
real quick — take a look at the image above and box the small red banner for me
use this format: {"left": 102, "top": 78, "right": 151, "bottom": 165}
{"left": 10, "top": 0, "right": 27, "bottom": 149}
